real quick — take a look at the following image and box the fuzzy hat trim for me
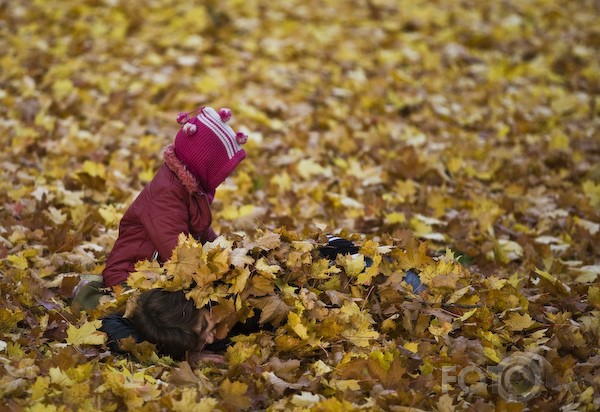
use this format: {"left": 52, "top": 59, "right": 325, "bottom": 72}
{"left": 163, "top": 144, "right": 201, "bottom": 194}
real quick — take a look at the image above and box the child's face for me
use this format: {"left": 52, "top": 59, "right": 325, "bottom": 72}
{"left": 192, "top": 308, "right": 217, "bottom": 348}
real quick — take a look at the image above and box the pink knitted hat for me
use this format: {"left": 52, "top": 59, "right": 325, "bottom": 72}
{"left": 174, "top": 107, "right": 248, "bottom": 194}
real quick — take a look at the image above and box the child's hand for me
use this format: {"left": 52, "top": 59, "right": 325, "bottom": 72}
{"left": 189, "top": 351, "right": 226, "bottom": 365}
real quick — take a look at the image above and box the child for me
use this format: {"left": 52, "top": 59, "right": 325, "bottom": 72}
{"left": 74, "top": 106, "right": 248, "bottom": 308}
{"left": 100, "top": 237, "right": 423, "bottom": 360}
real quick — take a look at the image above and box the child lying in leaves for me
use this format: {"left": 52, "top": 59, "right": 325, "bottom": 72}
{"left": 99, "top": 237, "right": 423, "bottom": 361}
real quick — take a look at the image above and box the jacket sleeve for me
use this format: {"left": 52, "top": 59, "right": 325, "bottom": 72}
{"left": 199, "top": 226, "right": 218, "bottom": 243}
{"left": 141, "top": 186, "right": 191, "bottom": 262}
{"left": 189, "top": 192, "right": 216, "bottom": 243}
{"left": 99, "top": 314, "right": 141, "bottom": 355}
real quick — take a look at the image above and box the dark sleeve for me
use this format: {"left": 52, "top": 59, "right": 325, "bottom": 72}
{"left": 405, "top": 269, "right": 425, "bottom": 293}
{"left": 319, "top": 237, "right": 360, "bottom": 260}
{"left": 189, "top": 192, "right": 215, "bottom": 243}
{"left": 318, "top": 237, "right": 374, "bottom": 267}
{"left": 199, "top": 226, "right": 218, "bottom": 243}
{"left": 98, "top": 314, "right": 142, "bottom": 355}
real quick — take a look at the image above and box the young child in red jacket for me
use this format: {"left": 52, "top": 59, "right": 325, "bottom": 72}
{"left": 73, "top": 106, "right": 248, "bottom": 307}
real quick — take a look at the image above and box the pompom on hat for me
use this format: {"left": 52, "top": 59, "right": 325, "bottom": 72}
{"left": 174, "top": 106, "right": 248, "bottom": 195}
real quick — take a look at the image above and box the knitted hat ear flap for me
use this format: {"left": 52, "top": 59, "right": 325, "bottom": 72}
{"left": 173, "top": 106, "right": 248, "bottom": 192}
{"left": 205, "top": 148, "right": 246, "bottom": 191}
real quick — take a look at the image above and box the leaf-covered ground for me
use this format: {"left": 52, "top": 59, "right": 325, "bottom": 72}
{"left": 1, "top": 0, "right": 599, "bottom": 410}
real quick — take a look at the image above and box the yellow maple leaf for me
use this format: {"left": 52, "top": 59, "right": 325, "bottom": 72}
{"left": 228, "top": 267, "right": 251, "bottom": 294}
{"left": 483, "top": 346, "right": 501, "bottom": 363}
{"left": 339, "top": 302, "right": 379, "bottom": 347}
{"left": 81, "top": 160, "right": 106, "bottom": 179}
{"left": 357, "top": 254, "right": 382, "bottom": 285}
{"left": 408, "top": 215, "right": 431, "bottom": 235}
{"left": 66, "top": 320, "right": 106, "bottom": 346}
{"left": 483, "top": 276, "right": 507, "bottom": 290}
{"left": 221, "top": 204, "right": 256, "bottom": 220}
{"left": 164, "top": 236, "right": 205, "bottom": 285}
{"left": 226, "top": 341, "right": 258, "bottom": 366}
{"left": 98, "top": 204, "right": 123, "bottom": 227}
{"left": 309, "top": 397, "right": 356, "bottom": 411}
{"left": 296, "top": 158, "right": 331, "bottom": 179}
{"left": 574, "top": 216, "right": 600, "bottom": 235}
{"left": 504, "top": 312, "right": 535, "bottom": 331}
{"left": 128, "top": 260, "right": 165, "bottom": 290}
{"left": 385, "top": 211, "right": 406, "bottom": 225}
{"left": 219, "top": 379, "right": 251, "bottom": 410}
{"left": 288, "top": 312, "right": 309, "bottom": 340}
{"left": 311, "top": 360, "right": 332, "bottom": 377}
{"left": 456, "top": 306, "right": 477, "bottom": 321}
{"left": 172, "top": 388, "right": 218, "bottom": 412}
{"left": 428, "top": 319, "right": 452, "bottom": 338}
{"left": 488, "top": 238, "right": 523, "bottom": 263}
{"left": 397, "top": 238, "right": 432, "bottom": 271}
{"left": 549, "top": 128, "right": 570, "bottom": 151}
{"left": 327, "top": 379, "right": 361, "bottom": 391}
{"left": 52, "top": 79, "right": 74, "bottom": 100}
{"left": 337, "top": 254, "right": 365, "bottom": 277}
{"left": 403, "top": 342, "right": 419, "bottom": 353}
{"left": 49, "top": 367, "right": 74, "bottom": 387}
{"left": 342, "top": 324, "right": 379, "bottom": 348}
{"left": 44, "top": 206, "right": 67, "bottom": 225}
{"left": 588, "top": 286, "right": 600, "bottom": 309}
{"left": 270, "top": 171, "right": 292, "bottom": 192}
{"left": 206, "top": 246, "right": 230, "bottom": 275}
{"left": 419, "top": 258, "right": 462, "bottom": 289}
{"left": 6, "top": 254, "right": 28, "bottom": 270}
{"left": 30, "top": 376, "right": 50, "bottom": 401}
{"left": 572, "top": 265, "right": 600, "bottom": 283}
{"left": 291, "top": 392, "right": 320, "bottom": 408}
{"left": 446, "top": 286, "right": 474, "bottom": 304}
{"left": 381, "top": 317, "right": 397, "bottom": 332}
{"left": 185, "top": 285, "right": 228, "bottom": 310}
{"left": 252, "top": 231, "right": 282, "bottom": 250}
{"left": 291, "top": 240, "right": 314, "bottom": 253}
{"left": 255, "top": 257, "right": 281, "bottom": 278}
{"left": 533, "top": 267, "right": 571, "bottom": 294}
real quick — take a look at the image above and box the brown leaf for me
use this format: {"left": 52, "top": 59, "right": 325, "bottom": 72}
{"left": 219, "top": 379, "right": 252, "bottom": 411}
{"left": 248, "top": 295, "right": 290, "bottom": 326}
{"left": 118, "top": 336, "right": 157, "bottom": 362}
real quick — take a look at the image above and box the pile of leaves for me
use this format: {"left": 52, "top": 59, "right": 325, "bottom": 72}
{"left": 99, "top": 229, "right": 599, "bottom": 411}
{"left": 1, "top": 0, "right": 599, "bottom": 410}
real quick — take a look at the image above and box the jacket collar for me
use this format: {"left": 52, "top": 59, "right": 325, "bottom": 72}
{"left": 163, "top": 144, "right": 201, "bottom": 194}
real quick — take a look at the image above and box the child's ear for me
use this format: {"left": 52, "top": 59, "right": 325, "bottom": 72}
{"left": 123, "top": 291, "right": 141, "bottom": 318}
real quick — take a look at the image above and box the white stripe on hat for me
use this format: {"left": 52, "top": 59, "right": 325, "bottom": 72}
{"left": 196, "top": 112, "right": 235, "bottom": 159}
{"left": 202, "top": 108, "right": 243, "bottom": 153}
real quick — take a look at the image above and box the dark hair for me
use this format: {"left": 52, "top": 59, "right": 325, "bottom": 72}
{"left": 130, "top": 289, "right": 200, "bottom": 360}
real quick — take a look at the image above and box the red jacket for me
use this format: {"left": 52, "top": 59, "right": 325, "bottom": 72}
{"left": 102, "top": 145, "right": 217, "bottom": 287}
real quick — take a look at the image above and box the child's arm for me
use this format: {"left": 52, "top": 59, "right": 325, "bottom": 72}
{"left": 188, "top": 192, "right": 218, "bottom": 243}
{"left": 198, "top": 227, "right": 218, "bottom": 243}
{"left": 98, "top": 314, "right": 141, "bottom": 354}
